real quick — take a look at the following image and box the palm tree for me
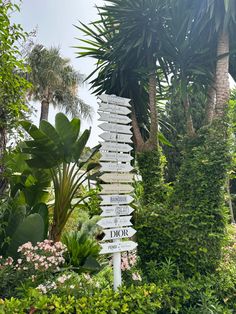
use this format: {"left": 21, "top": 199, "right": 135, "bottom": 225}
{"left": 28, "top": 44, "right": 92, "bottom": 122}
{"left": 195, "top": 0, "right": 236, "bottom": 118}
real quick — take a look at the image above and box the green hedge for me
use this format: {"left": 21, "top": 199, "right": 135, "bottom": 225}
{"left": 137, "top": 121, "right": 230, "bottom": 276}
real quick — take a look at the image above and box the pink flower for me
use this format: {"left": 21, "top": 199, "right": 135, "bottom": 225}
{"left": 132, "top": 272, "right": 142, "bottom": 281}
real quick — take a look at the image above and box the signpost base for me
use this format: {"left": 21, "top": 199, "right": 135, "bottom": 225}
{"left": 113, "top": 251, "right": 122, "bottom": 291}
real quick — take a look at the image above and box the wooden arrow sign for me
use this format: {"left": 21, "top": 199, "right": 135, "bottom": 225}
{"left": 98, "top": 94, "right": 131, "bottom": 107}
{"left": 100, "top": 162, "right": 133, "bottom": 173}
{"left": 99, "top": 240, "right": 137, "bottom": 254}
{"left": 99, "top": 103, "right": 131, "bottom": 115}
{"left": 97, "top": 215, "right": 132, "bottom": 228}
{"left": 98, "top": 112, "right": 131, "bottom": 125}
{"left": 100, "top": 152, "right": 133, "bottom": 163}
{"left": 100, "top": 142, "right": 132, "bottom": 153}
{"left": 100, "top": 132, "right": 132, "bottom": 143}
{"left": 101, "top": 184, "right": 134, "bottom": 194}
{"left": 103, "top": 227, "right": 136, "bottom": 241}
{"left": 100, "top": 194, "right": 134, "bottom": 205}
{"left": 100, "top": 173, "right": 135, "bottom": 183}
{"left": 101, "top": 205, "right": 134, "bottom": 217}
{"left": 99, "top": 123, "right": 132, "bottom": 135}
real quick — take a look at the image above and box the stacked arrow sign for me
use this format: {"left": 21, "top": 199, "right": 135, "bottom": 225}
{"left": 97, "top": 94, "right": 137, "bottom": 290}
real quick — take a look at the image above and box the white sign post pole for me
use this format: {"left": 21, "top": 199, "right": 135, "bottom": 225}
{"left": 97, "top": 94, "right": 137, "bottom": 292}
{"left": 113, "top": 241, "right": 122, "bottom": 290}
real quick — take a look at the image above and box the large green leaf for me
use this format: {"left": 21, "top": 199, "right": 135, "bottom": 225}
{"left": 7, "top": 213, "right": 45, "bottom": 258}
{"left": 31, "top": 203, "right": 49, "bottom": 238}
{"left": 73, "top": 129, "right": 91, "bottom": 161}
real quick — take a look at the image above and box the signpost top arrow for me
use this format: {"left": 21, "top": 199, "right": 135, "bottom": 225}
{"left": 98, "top": 94, "right": 131, "bottom": 107}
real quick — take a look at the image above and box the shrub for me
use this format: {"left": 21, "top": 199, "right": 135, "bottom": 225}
{"left": 137, "top": 121, "right": 230, "bottom": 276}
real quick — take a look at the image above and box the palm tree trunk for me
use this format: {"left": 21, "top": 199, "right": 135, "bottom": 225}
{"left": 215, "top": 30, "right": 230, "bottom": 117}
{"left": 183, "top": 95, "right": 195, "bottom": 136}
{"left": 40, "top": 100, "right": 50, "bottom": 121}
{"left": 131, "top": 108, "right": 145, "bottom": 153}
{"left": 143, "top": 72, "right": 158, "bottom": 151}
{"left": 205, "top": 82, "right": 216, "bottom": 124}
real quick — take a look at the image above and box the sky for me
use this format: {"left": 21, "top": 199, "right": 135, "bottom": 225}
{"left": 14, "top": 0, "right": 105, "bottom": 147}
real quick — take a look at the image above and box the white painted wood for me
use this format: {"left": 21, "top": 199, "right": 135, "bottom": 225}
{"left": 99, "top": 122, "right": 132, "bottom": 135}
{"left": 98, "top": 94, "right": 131, "bottom": 107}
{"left": 100, "top": 194, "right": 134, "bottom": 205}
{"left": 101, "top": 184, "right": 134, "bottom": 194}
{"left": 100, "top": 142, "right": 132, "bottom": 153}
{"left": 100, "top": 162, "right": 133, "bottom": 173}
{"left": 97, "top": 215, "right": 132, "bottom": 228}
{"left": 100, "top": 240, "right": 137, "bottom": 254}
{"left": 103, "top": 227, "right": 136, "bottom": 241}
{"left": 100, "top": 152, "right": 133, "bottom": 162}
{"left": 101, "top": 205, "right": 134, "bottom": 217}
{"left": 98, "top": 112, "right": 131, "bottom": 125}
{"left": 100, "top": 173, "right": 135, "bottom": 183}
{"left": 99, "top": 132, "right": 132, "bottom": 143}
{"left": 99, "top": 103, "right": 131, "bottom": 115}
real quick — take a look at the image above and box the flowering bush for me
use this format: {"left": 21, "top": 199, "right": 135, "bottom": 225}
{"left": 119, "top": 251, "right": 142, "bottom": 286}
{"left": 0, "top": 240, "right": 67, "bottom": 298}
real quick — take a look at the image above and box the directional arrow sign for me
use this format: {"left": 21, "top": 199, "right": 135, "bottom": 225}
{"left": 100, "top": 194, "right": 134, "bottom": 205}
{"left": 99, "top": 103, "right": 131, "bottom": 115}
{"left": 101, "top": 205, "right": 134, "bottom": 217}
{"left": 100, "top": 132, "right": 132, "bottom": 143}
{"left": 100, "top": 152, "right": 133, "bottom": 163}
{"left": 98, "top": 112, "right": 131, "bottom": 125}
{"left": 101, "top": 184, "right": 134, "bottom": 194}
{"left": 99, "top": 123, "right": 132, "bottom": 135}
{"left": 100, "top": 173, "right": 135, "bottom": 183}
{"left": 98, "top": 94, "right": 131, "bottom": 107}
{"left": 101, "top": 142, "right": 132, "bottom": 153}
{"left": 97, "top": 215, "right": 132, "bottom": 228}
{"left": 100, "top": 241, "right": 137, "bottom": 254}
{"left": 103, "top": 227, "right": 136, "bottom": 241}
{"left": 100, "top": 162, "right": 133, "bottom": 173}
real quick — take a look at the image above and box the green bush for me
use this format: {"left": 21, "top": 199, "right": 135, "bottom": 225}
{"left": 0, "top": 284, "right": 164, "bottom": 313}
{"left": 137, "top": 121, "right": 230, "bottom": 276}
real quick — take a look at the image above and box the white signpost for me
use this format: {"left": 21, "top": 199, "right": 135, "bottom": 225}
{"left": 100, "top": 241, "right": 137, "bottom": 254}
{"left": 97, "top": 94, "right": 137, "bottom": 291}
{"left": 98, "top": 112, "right": 132, "bottom": 124}
{"left": 100, "top": 132, "right": 132, "bottom": 143}
{"left": 100, "top": 142, "right": 132, "bottom": 153}
{"left": 100, "top": 173, "right": 135, "bottom": 183}
{"left": 100, "top": 184, "right": 134, "bottom": 194}
{"left": 99, "top": 103, "right": 131, "bottom": 115}
{"left": 97, "top": 216, "right": 132, "bottom": 228}
{"left": 98, "top": 94, "right": 131, "bottom": 107}
{"left": 99, "top": 122, "right": 132, "bottom": 134}
{"left": 100, "top": 205, "right": 134, "bottom": 217}
{"left": 100, "top": 152, "right": 133, "bottom": 163}
{"left": 100, "top": 162, "right": 133, "bottom": 173}
{"left": 103, "top": 227, "right": 136, "bottom": 241}
{"left": 100, "top": 194, "right": 134, "bottom": 205}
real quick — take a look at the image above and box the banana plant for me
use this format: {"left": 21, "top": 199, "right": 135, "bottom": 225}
{"left": 20, "top": 113, "right": 100, "bottom": 241}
